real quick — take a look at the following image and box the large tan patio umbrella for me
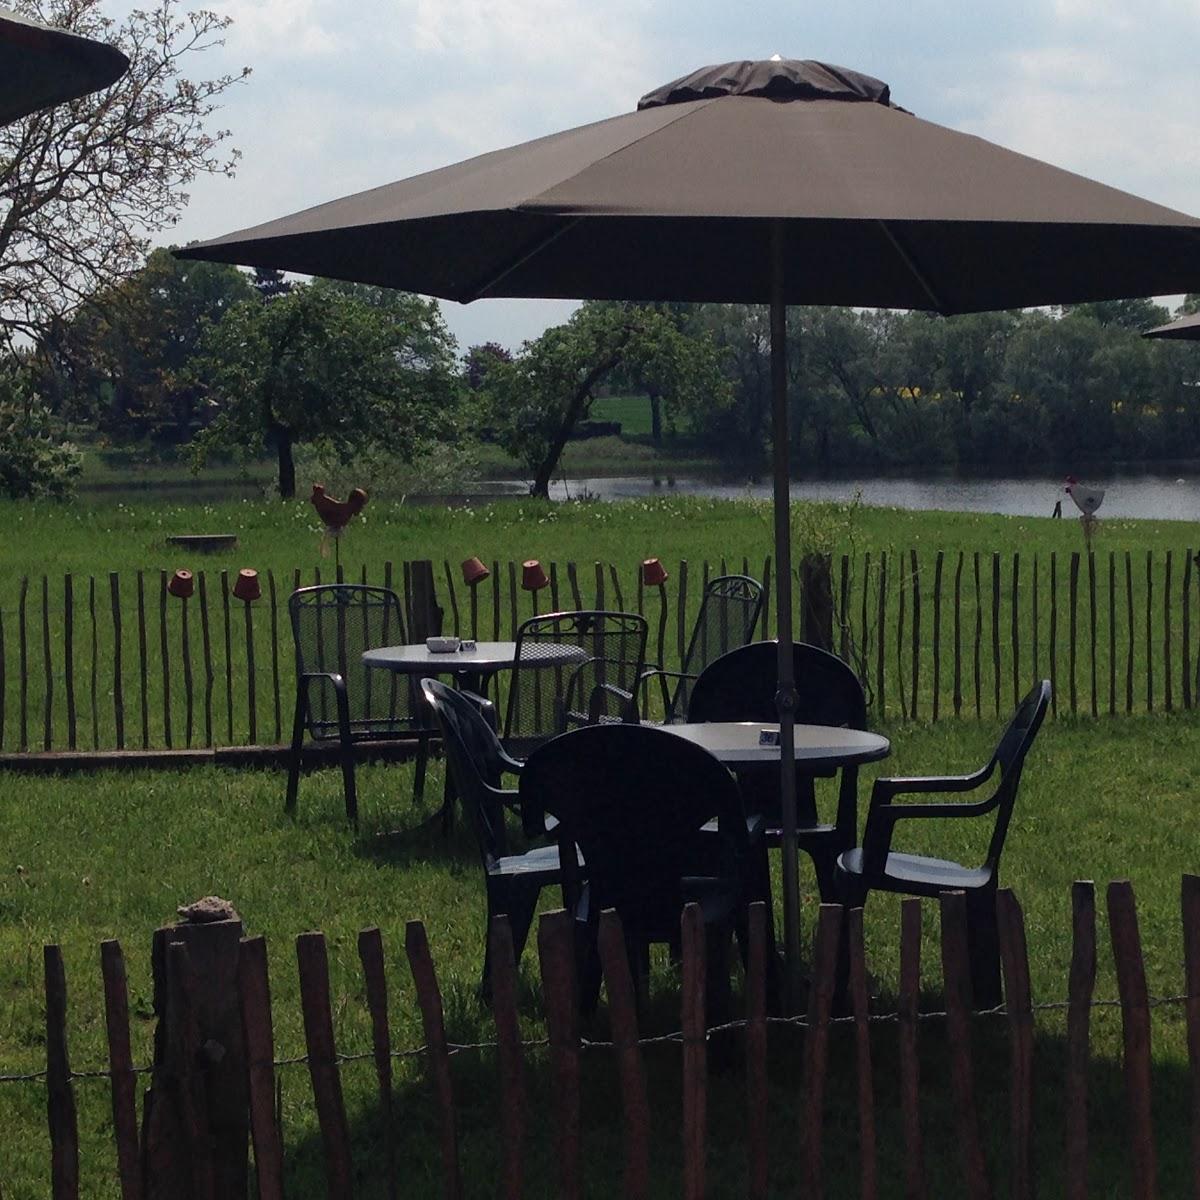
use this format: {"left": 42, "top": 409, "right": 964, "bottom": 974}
{"left": 178, "top": 57, "right": 1200, "bottom": 998}
{"left": 1145, "top": 312, "right": 1200, "bottom": 340}
{"left": 0, "top": 5, "right": 128, "bottom": 125}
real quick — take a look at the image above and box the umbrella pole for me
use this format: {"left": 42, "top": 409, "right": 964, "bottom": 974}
{"left": 769, "top": 220, "right": 803, "bottom": 1010}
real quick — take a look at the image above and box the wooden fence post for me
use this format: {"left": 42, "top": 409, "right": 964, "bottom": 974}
{"left": 1107, "top": 881, "right": 1158, "bottom": 1200}
{"left": 800, "top": 553, "right": 834, "bottom": 652}
{"left": 744, "top": 903, "right": 769, "bottom": 1200}
{"left": 599, "top": 909, "right": 650, "bottom": 1200}
{"left": 297, "top": 931, "right": 354, "bottom": 1199}
{"left": 539, "top": 909, "right": 581, "bottom": 1200}
{"left": 100, "top": 940, "right": 142, "bottom": 1200}
{"left": 997, "top": 890, "right": 1034, "bottom": 1200}
{"left": 237, "top": 936, "right": 284, "bottom": 1200}
{"left": 406, "top": 920, "right": 462, "bottom": 1200}
{"left": 1066, "top": 881, "right": 1096, "bottom": 1200}
{"left": 801, "top": 904, "right": 842, "bottom": 1200}
{"left": 940, "top": 891, "right": 992, "bottom": 1200}
{"left": 681, "top": 903, "right": 708, "bottom": 1200}
{"left": 899, "top": 898, "right": 926, "bottom": 1200}
{"left": 359, "top": 927, "right": 398, "bottom": 1200}
{"left": 45, "top": 944, "right": 79, "bottom": 1200}
{"left": 1180, "top": 875, "right": 1200, "bottom": 1200}
{"left": 489, "top": 916, "right": 527, "bottom": 1200}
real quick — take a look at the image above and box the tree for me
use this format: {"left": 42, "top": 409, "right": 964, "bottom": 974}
{"left": 481, "top": 302, "right": 730, "bottom": 498}
{"left": 0, "top": 362, "right": 81, "bottom": 500}
{"left": 190, "top": 279, "right": 460, "bottom": 498}
{"left": 37, "top": 247, "right": 254, "bottom": 441}
{"left": 1063, "top": 298, "right": 1171, "bottom": 332}
{"left": 251, "top": 268, "right": 292, "bottom": 303}
{"left": 0, "top": 0, "right": 249, "bottom": 343}
{"left": 464, "top": 342, "right": 512, "bottom": 391}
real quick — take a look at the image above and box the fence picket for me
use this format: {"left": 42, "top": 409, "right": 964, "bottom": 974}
{"left": 744, "top": 902, "right": 769, "bottom": 1200}
{"left": 1089, "top": 550, "right": 1098, "bottom": 717}
{"left": 18, "top": 575, "right": 28, "bottom": 751}
{"left": 357, "top": 927, "right": 398, "bottom": 1200}
{"left": 42, "top": 575, "right": 53, "bottom": 751}
{"left": 940, "top": 891, "right": 992, "bottom": 1200}
{"left": 1049, "top": 553, "right": 1058, "bottom": 719}
{"left": 899, "top": 898, "right": 926, "bottom": 1200}
{"left": 1184, "top": 550, "right": 1193, "bottom": 709}
{"left": 681, "top": 902, "right": 708, "bottom": 1200}
{"left": 199, "top": 572, "right": 214, "bottom": 748}
{"left": 1165, "top": 551, "right": 1174, "bottom": 712}
{"left": 268, "top": 570, "right": 281, "bottom": 742}
{"left": 238, "top": 935, "right": 284, "bottom": 1200}
{"left": 1069, "top": 553, "right": 1079, "bottom": 717}
{"left": 997, "top": 889, "right": 1034, "bottom": 1200}
{"left": 954, "top": 551, "right": 963, "bottom": 717}
{"left": 933, "top": 551, "right": 943, "bottom": 721}
{"left": 1107, "top": 881, "right": 1158, "bottom": 1200}
{"left": 973, "top": 552, "right": 982, "bottom": 719}
{"left": 1011, "top": 553, "right": 1020, "bottom": 709}
{"left": 1126, "top": 552, "right": 1135, "bottom": 713}
{"left": 1109, "top": 552, "right": 1117, "bottom": 716}
{"left": 99, "top": 941, "right": 140, "bottom": 1200}
{"left": 158, "top": 570, "right": 172, "bottom": 748}
{"left": 493, "top": 559, "right": 502, "bottom": 640}
{"left": 489, "top": 916, "right": 527, "bottom": 1200}
{"left": 406, "top": 919, "right": 462, "bottom": 1199}
{"left": 801, "top": 904, "right": 842, "bottom": 1200}
{"left": 991, "top": 552, "right": 1001, "bottom": 718}
{"left": 599, "top": 909, "right": 650, "bottom": 1200}
{"left": 910, "top": 550, "right": 921, "bottom": 720}
{"left": 1146, "top": 552, "right": 1155, "bottom": 714}
{"left": 45, "top": 944, "right": 79, "bottom": 1200}
{"left": 1066, "top": 881, "right": 1096, "bottom": 1200}
{"left": 65, "top": 574, "right": 76, "bottom": 750}
{"left": 221, "top": 570, "right": 233, "bottom": 744}
{"left": 1181, "top": 875, "right": 1200, "bottom": 1200}
{"left": 848, "top": 907, "right": 877, "bottom": 1200}
{"left": 538, "top": 909, "right": 581, "bottom": 1200}
{"left": 877, "top": 551, "right": 887, "bottom": 720}
{"left": 897, "top": 554, "right": 908, "bottom": 720}
{"left": 296, "top": 931, "right": 354, "bottom": 1199}
{"left": 88, "top": 578, "right": 97, "bottom": 750}
{"left": 109, "top": 573, "right": 124, "bottom": 749}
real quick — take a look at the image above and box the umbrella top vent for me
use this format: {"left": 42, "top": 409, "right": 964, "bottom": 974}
{"left": 637, "top": 58, "right": 894, "bottom": 111}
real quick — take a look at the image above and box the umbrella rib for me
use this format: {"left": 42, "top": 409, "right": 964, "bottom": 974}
{"left": 462, "top": 216, "right": 584, "bottom": 302}
{"left": 876, "top": 219, "right": 948, "bottom": 314}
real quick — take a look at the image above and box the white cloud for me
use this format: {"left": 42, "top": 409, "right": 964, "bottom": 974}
{"left": 218, "top": 0, "right": 347, "bottom": 58}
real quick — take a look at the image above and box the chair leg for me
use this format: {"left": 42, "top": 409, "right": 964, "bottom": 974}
{"left": 807, "top": 845, "right": 842, "bottom": 904}
{"left": 285, "top": 692, "right": 306, "bottom": 815}
{"left": 412, "top": 734, "right": 430, "bottom": 807}
{"left": 967, "top": 891, "right": 1002, "bottom": 1009}
{"left": 339, "top": 738, "right": 358, "bottom": 825}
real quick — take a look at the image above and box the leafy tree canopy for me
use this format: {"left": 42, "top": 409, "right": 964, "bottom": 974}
{"left": 0, "top": 0, "right": 249, "bottom": 344}
{"left": 190, "top": 279, "right": 460, "bottom": 498}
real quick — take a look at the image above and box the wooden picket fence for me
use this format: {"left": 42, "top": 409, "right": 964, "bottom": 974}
{"left": 2, "top": 546, "right": 1200, "bottom": 760}
{"left": 29, "top": 875, "right": 1200, "bottom": 1198}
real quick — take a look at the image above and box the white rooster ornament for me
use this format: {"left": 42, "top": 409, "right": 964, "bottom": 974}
{"left": 1065, "top": 475, "right": 1105, "bottom": 548}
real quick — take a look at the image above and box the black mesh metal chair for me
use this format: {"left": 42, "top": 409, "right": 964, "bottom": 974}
{"left": 421, "top": 678, "right": 578, "bottom": 994}
{"left": 835, "top": 680, "right": 1050, "bottom": 1007}
{"left": 286, "top": 584, "right": 435, "bottom": 822}
{"left": 502, "top": 610, "right": 648, "bottom": 757}
{"left": 520, "top": 722, "right": 756, "bottom": 1015}
{"left": 687, "top": 639, "right": 868, "bottom": 901}
{"left": 633, "top": 574, "right": 764, "bottom": 723}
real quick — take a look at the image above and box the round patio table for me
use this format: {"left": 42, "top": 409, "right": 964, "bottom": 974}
{"left": 662, "top": 721, "right": 890, "bottom": 769}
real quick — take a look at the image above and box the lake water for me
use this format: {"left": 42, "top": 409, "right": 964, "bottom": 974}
{"left": 463, "top": 470, "right": 1200, "bottom": 522}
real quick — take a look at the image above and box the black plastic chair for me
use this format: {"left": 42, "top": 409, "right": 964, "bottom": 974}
{"left": 520, "top": 722, "right": 759, "bottom": 1015}
{"left": 286, "top": 585, "right": 435, "bottom": 823}
{"left": 502, "top": 610, "right": 648, "bottom": 757}
{"left": 835, "top": 680, "right": 1051, "bottom": 1007}
{"left": 421, "top": 678, "right": 578, "bottom": 994}
{"left": 634, "top": 574, "right": 764, "bottom": 723}
{"left": 687, "top": 639, "right": 868, "bottom": 901}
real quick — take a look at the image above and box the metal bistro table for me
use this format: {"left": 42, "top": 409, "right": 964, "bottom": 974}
{"left": 362, "top": 640, "right": 587, "bottom": 697}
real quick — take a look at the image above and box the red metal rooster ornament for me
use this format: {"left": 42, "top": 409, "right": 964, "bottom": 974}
{"left": 311, "top": 484, "right": 368, "bottom": 565}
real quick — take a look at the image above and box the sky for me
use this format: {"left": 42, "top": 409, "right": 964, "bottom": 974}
{"left": 160, "top": 0, "right": 1200, "bottom": 352}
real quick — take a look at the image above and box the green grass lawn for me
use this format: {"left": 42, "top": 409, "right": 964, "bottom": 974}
{"left": 1, "top": 710, "right": 1198, "bottom": 1196}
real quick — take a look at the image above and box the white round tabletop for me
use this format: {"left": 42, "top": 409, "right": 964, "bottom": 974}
{"left": 663, "top": 721, "right": 890, "bottom": 767}
{"left": 362, "top": 641, "right": 587, "bottom": 674}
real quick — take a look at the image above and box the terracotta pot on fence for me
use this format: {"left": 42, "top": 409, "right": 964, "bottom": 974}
{"left": 167, "top": 569, "right": 194, "bottom": 599}
{"left": 641, "top": 557, "right": 668, "bottom": 587}
{"left": 521, "top": 559, "right": 549, "bottom": 591}
{"left": 461, "top": 556, "right": 490, "bottom": 586}
{"left": 233, "top": 568, "right": 261, "bottom": 603}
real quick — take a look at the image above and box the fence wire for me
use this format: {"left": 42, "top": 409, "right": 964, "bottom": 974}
{"left": 1, "top": 991, "right": 1187, "bottom": 1088}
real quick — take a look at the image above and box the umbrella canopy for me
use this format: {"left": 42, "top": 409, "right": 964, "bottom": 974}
{"left": 179, "top": 57, "right": 1200, "bottom": 1003}
{"left": 1145, "top": 311, "right": 1200, "bottom": 341}
{"left": 180, "top": 57, "right": 1200, "bottom": 310}
{"left": 0, "top": 5, "right": 128, "bottom": 126}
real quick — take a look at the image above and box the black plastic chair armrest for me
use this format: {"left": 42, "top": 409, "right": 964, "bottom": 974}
{"left": 633, "top": 667, "right": 697, "bottom": 721}
{"left": 860, "top": 761, "right": 997, "bottom": 878}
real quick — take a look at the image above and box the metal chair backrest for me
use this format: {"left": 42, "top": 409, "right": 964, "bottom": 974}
{"left": 669, "top": 574, "right": 764, "bottom": 720}
{"left": 520, "top": 723, "right": 745, "bottom": 940}
{"left": 503, "top": 610, "right": 648, "bottom": 754}
{"left": 982, "top": 680, "right": 1051, "bottom": 871}
{"left": 687, "top": 639, "right": 867, "bottom": 729}
{"left": 289, "top": 584, "right": 414, "bottom": 738}
{"left": 420, "top": 678, "right": 511, "bottom": 863}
